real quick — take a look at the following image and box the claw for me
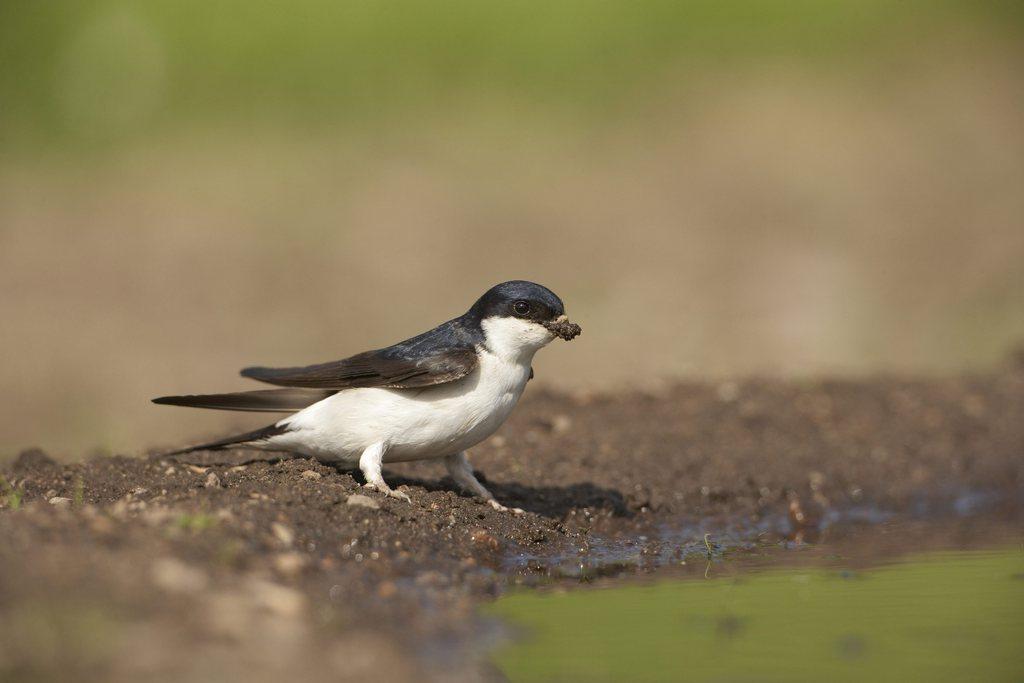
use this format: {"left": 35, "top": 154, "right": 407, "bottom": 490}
{"left": 364, "top": 482, "right": 411, "bottom": 503}
{"left": 488, "top": 499, "right": 524, "bottom": 514}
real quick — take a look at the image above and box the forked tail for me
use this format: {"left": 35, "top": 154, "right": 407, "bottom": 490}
{"left": 156, "top": 423, "right": 289, "bottom": 458}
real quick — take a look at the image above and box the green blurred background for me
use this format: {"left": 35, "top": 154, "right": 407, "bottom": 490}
{"left": 1, "top": 1, "right": 1022, "bottom": 456}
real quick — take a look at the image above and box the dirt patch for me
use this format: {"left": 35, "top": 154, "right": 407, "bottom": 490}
{"left": 2, "top": 359, "right": 1024, "bottom": 681}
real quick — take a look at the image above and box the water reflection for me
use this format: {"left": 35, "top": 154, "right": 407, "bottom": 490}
{"left": 489, "top": 546, "right": 1024, "bottom": 682}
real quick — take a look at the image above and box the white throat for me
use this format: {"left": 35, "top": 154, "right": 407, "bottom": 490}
{"left": 480, "top": 316, "right": 555, "bottom": 365}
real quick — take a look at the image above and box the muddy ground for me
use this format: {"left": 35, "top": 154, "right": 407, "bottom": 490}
{"left": 2, "top": 355, "right": 1024, "bottom": 682}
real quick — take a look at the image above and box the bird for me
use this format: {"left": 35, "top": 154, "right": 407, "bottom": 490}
{"left": 152, "top": 280, "right": 581, "bottom": 512}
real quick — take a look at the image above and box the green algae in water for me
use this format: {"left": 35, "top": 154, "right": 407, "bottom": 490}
{"left": 488, "top": 549, "right": 1024, "bottom": 682}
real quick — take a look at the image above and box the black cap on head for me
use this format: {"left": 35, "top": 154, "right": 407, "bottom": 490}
{"left": 469, "top": 280, "right": 565, "bottom": 322}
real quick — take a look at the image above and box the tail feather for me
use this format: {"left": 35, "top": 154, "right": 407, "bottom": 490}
{"left": 152, "top": 388, "right": 334, "bottom": 412}
{"left": 157, "top": 423, "right": 290, "bottom": 458}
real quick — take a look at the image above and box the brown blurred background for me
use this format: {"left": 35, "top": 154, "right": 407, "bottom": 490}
{"left": 1, "top": 1, "right": 1022, "bottom": 457}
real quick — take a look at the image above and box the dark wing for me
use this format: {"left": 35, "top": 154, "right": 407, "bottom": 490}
{"left": 153, "top": 388, "right": 336, "bottom": 412}
{"left": 241, "top": 347, "right": 476, "bottom": 389}
{"left": 240, "top": 319, "right": 481, "bottom": 390}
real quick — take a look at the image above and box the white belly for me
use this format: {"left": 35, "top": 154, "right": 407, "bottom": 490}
{"left": 267, "top": 349, "right": 532, "bottom": 463}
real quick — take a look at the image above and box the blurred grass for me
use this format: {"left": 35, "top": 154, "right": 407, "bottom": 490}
{"left": 1, "top": 0, "right": 1022, "bottom": 152}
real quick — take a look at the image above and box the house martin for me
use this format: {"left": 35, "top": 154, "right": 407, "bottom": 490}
{"left": 153, "top": 280, "right": 581, "bottom": 512}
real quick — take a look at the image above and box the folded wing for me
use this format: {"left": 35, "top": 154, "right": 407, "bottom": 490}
{"left": 240, "top": 346, "right": 478, "bottom": 390}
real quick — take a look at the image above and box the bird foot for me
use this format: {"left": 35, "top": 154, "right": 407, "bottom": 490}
{"left": 364, "top": 482, "right": 411, "bottom": 503}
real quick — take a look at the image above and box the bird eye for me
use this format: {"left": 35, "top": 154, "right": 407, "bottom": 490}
{"left": 512, "top": 300, "right": 531, "bottom": 316}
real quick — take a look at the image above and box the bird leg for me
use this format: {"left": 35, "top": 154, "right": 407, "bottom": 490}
{"left": 359, "top": 442, "right": 410, "bottom": 502}
{"left": 445, "top": 451, "right": 523, "bottom": 514}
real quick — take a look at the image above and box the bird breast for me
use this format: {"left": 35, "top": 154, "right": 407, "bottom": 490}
{"left": 281, "top": 348, "right": 533, "bottom": 462}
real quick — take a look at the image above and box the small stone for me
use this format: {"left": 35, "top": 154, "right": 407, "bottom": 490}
{"left": 470, "top": 527, "right": 500, "bottom": 550}
{"left": 346, "top": 494, "right": 380, "bottom": 510}
{"left": 789, "top": 497, "right": 805, "bottom": 524}
{"left": 271, "top": 522, "right": 295, "bottom": 547}
{"left": 109, "top": 499, "right": 130, "bottom": 519}
{"left": 187, "top": 464, "right": 208, "bottom": 474}
{"left": 377, "top": 581, "right": 397, "bottom": 598}
{"left": 550, "top": 414, "right": 573, "bottom": 434}
{"left": 89, "top": 514, "right": 115, "bottom": 534}
{"left": 301, "top": 470, "right": 322, "bottom": 481}
{"left": 152, "top": 558, "right": 208, "bottom": 593}
{"left": 716, "top": 381, "right": 740, "bottom": 402}
{"left": 247, "top": 578, "right": 306, "bottom": 617}
{"left": 490, "top": 435, "right": 507, "bottom": 448}
{"left": 204, "top": 472, "right": 221, "bottom": 488}
{"left": 273, "top": 552, "right": 308, "bottom": 577}
{"left": 48, "top": 496, "right": 72, "bottom": 508}
{"left": 141, "top": 507, "right": 174, "bottom": 526}
{"left": 414, "top": 570, "right": 448, "bottom": 587}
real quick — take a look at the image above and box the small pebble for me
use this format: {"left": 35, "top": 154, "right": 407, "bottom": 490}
{"left": 301, "top": 470, "right": 322, "bottom": 481}
{"left": 469, "top": 527, "right": 499, "bottom": 550}
{"left": 273, "top": 552, "right": 308, "bottom": 577}
{"left": 152, "top": 558, "right": 208, "bottom": 593}
{"left": 141, "top": 507, "right": 174, "bottom": 526}
{"left": 346, "top": 494, "right": 380, "bottom": 510}
{"left": 716, "top": 381, "right": 740, "bottom": 402}
{"left": 414, "top": 570, "right": 448, "bottom": 587}
{"left": 272, "top": 522, "right": 295, "bottom": 547}
{"left": 89, "top": 515, "right": 115, "bottom": 534}
{"left": 204, "top": 472, "right": 221, "bottom": 489}
{"left": 246, "top": 578, "right": 306, "bottom": 617}
{"left": 550, "top": 414, "right": 573, "bottom": 434}
{"left": 48, "top": 496, "right": 72, "bottom": 508}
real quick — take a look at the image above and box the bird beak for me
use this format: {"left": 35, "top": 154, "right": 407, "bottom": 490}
{"left": 543, "top": 314, "right": 582, "bottom": 341}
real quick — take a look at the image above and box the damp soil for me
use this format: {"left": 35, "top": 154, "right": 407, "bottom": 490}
{"left": 2, "top": 358, "right": 1024, "bottom": 682}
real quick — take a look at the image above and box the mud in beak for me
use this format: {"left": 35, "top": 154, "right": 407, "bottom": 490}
{"left": 543, "top": 314, "right": 582, "bottom": 341}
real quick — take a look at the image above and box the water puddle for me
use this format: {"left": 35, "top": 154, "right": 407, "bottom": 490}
{"left": 488, "top": 512, "right": 1023, "bottom": 682}
{"left": 504, "top": 491, "right": 1017, "bottom": 581}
